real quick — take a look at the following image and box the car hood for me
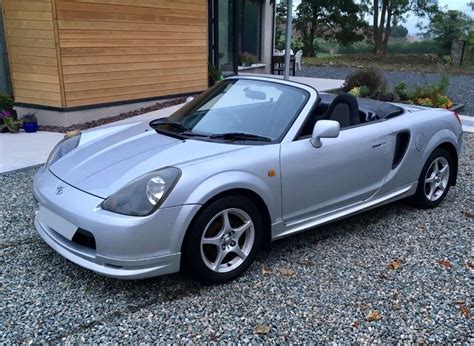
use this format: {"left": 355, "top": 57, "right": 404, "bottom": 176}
{"left": 49, "top": 122, "right": 247, "bottom": 198}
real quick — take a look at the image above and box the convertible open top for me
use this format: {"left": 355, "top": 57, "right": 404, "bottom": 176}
{"left": 318, "top": 93, "right": 404, "bottom": 121}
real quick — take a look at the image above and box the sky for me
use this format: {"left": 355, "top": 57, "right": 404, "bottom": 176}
{"left": 289, "top": 0, "right": 473, "bottom": 35}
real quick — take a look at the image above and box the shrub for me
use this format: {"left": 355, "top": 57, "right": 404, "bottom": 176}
{"left": 393, "top": 81, "right": 410, "bottom": 101}
{"left": 349, "top": 85, "right": 370, "bottom": 98}
{"left": 0, "top": 93, "right": 14, "bottom": 111}
{"left": 240, "top": 52, "right": 257, "bottom": 65}
{"left": 343, "top": 69, "right": 387, "bottom": 96}
{"left": 371, "top": 90, "right": 397, "bottom": 102}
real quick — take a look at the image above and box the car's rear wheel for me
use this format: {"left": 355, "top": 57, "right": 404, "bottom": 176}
{"left": 411, "top": 148, "right": 453, "bottom": 208}
{"left": 182, "top": 195, "right": 262, "bottom": 283}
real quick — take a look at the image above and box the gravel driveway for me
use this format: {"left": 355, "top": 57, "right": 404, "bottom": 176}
{"left": 1, "top": 135, "right": 473, "bottom": 343}
{"left": 301, "top": 66, "right": 474, "bottom": 116}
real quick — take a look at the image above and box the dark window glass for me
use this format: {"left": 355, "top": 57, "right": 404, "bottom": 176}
{"left": 218, "top": 0, "right": 235, "bottom": 73}
{"left": 241, "top": 0, "right": 262, "bottom": 60}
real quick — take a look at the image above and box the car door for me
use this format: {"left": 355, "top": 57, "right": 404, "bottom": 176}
{"left": 280, "top": 121, "right": 393, "bottom": 224}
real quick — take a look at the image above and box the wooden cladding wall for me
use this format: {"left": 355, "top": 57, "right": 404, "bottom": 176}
{"left": 2, "top": 0, "right": 208, "bottom": 109}
{"left": 56, "top": 0, "right": 208, "bottom": 107}
{"left": 2, "top": 0, "right": 63, "bottom": 108}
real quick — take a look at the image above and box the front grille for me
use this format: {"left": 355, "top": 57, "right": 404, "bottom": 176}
{"left": 72, "top": 229, "right": 96, "bottom": 250}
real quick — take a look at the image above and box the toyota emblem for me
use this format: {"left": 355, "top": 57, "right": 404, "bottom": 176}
{"left": 56, "top": 186, "right": 64, "bottom": 195}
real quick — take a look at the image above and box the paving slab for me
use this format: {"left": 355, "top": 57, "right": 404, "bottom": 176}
{"left": 0, "top": 131, "right": 64, "bottom": 174}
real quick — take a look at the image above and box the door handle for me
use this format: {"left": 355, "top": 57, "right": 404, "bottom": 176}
{"left": 372, "top": 140, "right": 386, "bottom": 148}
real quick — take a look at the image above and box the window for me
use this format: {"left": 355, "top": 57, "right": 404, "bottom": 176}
{"left": 167, "top": 79, "right": 309, "bottom": 141}
{"left": 240, "top": 0, "right": 262, "bottom": 61}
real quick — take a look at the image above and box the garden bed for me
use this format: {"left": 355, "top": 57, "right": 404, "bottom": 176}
{"left": 39, "top": 97, "right": 187, "bottom": 133}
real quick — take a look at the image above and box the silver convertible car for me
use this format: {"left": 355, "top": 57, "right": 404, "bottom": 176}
{"left": 33, "top": 76, "right": 463, "bottom": 283}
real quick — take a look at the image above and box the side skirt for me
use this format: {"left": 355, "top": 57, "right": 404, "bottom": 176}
{"left": 272, "top": 183, "right": 418, "bottom": 240}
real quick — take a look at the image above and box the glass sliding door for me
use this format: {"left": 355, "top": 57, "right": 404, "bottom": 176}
{"left": 209, "top": 0, "right": 264, "bottom": 73}
{"left": 217, "top": 0, "right": 236, "bottom": 75}
{"left": 240, "top": 0, "right": 262, "bottom": 61}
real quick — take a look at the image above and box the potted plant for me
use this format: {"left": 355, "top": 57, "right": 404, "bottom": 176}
{"left": 208, "top": 64, "right": 224, "bottom": 86}
{"left": 240, "top": 52, "right": 257, "bottom": 67}
{"left": 0, "top": 111, "right": 23, "bottom": 133}
{"left": 22, "top": 113, "right": 39, "bottom": 133}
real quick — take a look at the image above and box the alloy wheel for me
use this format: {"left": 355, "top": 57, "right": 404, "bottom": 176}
{"left": 424, "top": 157, "right": 450, "bottom": 202}
{"left": 200, "top": 208, "right": 255, "bottom": 273}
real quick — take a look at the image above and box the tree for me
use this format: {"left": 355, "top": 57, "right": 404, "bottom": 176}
{"left": 391, "top": 25, "right": 409, "bottom": 38}
{"left": 361, "top": 0, "right": 440, "bottom": 55}
{"left": 428, "top": 10, "right": 473, "bottom": 52}
{"left": 294, "top": 0, "right": 366, "bottom": 57}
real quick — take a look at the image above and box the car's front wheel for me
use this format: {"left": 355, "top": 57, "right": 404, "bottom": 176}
{"left": 182, "top": 195, "right": 263, "bottom": 283}
{"left": 411, "top": 148, "right": 453, "bottom": 208}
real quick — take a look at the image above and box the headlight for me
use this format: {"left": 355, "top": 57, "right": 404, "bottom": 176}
{"left": 102, "top": 167, "right": 181, "bottom": 216}
{"left": 46, "top": 132, "right": 81, "bottom": 168}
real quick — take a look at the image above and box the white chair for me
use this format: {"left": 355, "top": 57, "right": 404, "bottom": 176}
{"left": 274, "top": 49, "right": 281, "bottom": 55}
{"left": 281, "top": 49, "right": 294, "bottom": 55}
{"left": 295, "top": 50, "right": 303, "bottom": 71}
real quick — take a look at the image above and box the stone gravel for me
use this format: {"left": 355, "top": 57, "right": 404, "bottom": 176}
{"left": 300, "top": 66, "right": 474, "bottom": 116}
{"left": 1, "top": 134, "right": 473, "bottom": 343}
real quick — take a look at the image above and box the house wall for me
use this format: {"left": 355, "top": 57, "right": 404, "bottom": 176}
{"left": 55, "top": 0, "right": 208, "bottom": 108}
{"left": 2, "top": 0, "right": 63, "bottom": 107}
{"left": 2, "top": 0, "right": 208, "bottom": 124}
{"left": 0, "top": 2, "right": 12, "bottom": 95}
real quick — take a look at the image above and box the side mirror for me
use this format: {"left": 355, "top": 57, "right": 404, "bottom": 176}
{"left": 185, "top": 96, "right": 194, "bottom": 104}
{"left": 311, "top": 120, "right": 340, "bottom": 148}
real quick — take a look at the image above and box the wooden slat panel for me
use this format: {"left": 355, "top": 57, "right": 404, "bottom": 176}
{"left": 60, "top": 39, "right": 206, "bottom": 48}
{"left": 4, "top": 11, "right": 53, "bottom": 21}
{"left": 66, "top": 85, "right": 206, "bottom": 107}
{"left": 5, "top": 19, "right": 54, "bottom": 30}
{"left": 13, "top": 72, "right": 60, "bottom": 84}
{"left": 8, "top": 37, "right": 56, "bottom": 48}
{"left": 58, "top": 30, "right": 205, "bottom": 40}
{"left": 60, "top": 46, "right": 206, "bottom": 57}
{"left": 8, "top": 46, "right": 57, "bottom": 58}
{"left": 6, "top": 28, "right": 55, "bottom": 39}
{"left": 65, "top": 72, "right": 207, "bottom": 91}
{"left": 15, "top": 88, "right": 62, "bottom": 101}
{"left": 56, "top": 0, "right": 206, "bottom": 12}
{"left": 62, "top": 53, "right": 207, "bottom": 66}
{"left": 57, "top": 11, "right": 206, "bottom": 25}
{"left": 14, "top": 80, "right": 62, "bottom": 92}
{"left": 56, "top": 2, "right": 206, "bottom": 19}
{"left": 15, "top": 96, "right": 62, "bottom": 108}
{"left": 63, "top": 66, "right": 206, "bottom": 83}
{"left": 10, "top": 54, "right": 59, "bottom": 67}
{"left": 4, "top": 1, "right": 52, "bottom": 12}
{"left": 11, "top": 63, "right": 59, "bottom": 75}
{"left": 57, "top": 20, "right": 206, "bottom": 32}
{"left": 3, "top": 0, "right": 64, "bottom": 108}
{"left": 62, "top": 60, "right": 206, "bottom": 74}
{"left": 67, "top": 79, "right": 205, "bottom": 100}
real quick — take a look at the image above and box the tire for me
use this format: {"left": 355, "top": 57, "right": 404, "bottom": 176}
{"left": 410, "top": 148, "right": 453, "bottom": 209}
{"left": 182, "top": 195, "right": 263, "bottom": 284}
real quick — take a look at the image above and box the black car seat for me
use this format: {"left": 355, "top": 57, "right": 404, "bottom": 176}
{"left": 322, "top": 93, "right": 360, "bottom": 128}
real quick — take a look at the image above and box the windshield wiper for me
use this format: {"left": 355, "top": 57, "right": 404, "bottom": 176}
{"left": 150, "top": 119, "right": 190, "bottom": 133}
{"left": 209, "top": 132, "right": 272, "bottom": 142}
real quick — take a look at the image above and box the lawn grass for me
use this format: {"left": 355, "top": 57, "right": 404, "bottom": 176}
{"left": 302, "top": 54, "right": 474, "bottom": 75}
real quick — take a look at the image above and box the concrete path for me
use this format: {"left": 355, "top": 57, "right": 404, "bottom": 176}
{"left": 460, "top": 115, "right": 474, "bottom": 133}
{"left": 0, "top": 131, "right": 64, "bottom": 174}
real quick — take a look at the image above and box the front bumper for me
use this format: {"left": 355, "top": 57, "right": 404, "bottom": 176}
{"left": 33, "top": 167, "right": 201, "bottom": 279}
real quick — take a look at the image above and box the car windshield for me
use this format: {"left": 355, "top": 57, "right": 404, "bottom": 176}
{"left": 158, "top": 79, "right": 309, "bottom": 142}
